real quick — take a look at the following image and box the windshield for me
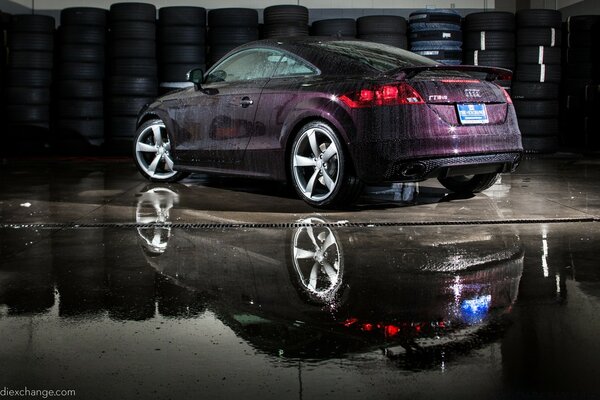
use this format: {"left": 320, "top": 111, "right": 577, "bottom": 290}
{"left": 306, "top": 40, "right": 439, "bottom": 72}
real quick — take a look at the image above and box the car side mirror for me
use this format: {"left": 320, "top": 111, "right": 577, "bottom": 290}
{"left": 187, "top": 68, "right": 204, "bottom": 88}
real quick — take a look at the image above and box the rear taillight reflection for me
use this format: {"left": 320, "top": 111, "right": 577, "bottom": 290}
{"left": 340, "top": 82, "right": 425, "bottom": 108}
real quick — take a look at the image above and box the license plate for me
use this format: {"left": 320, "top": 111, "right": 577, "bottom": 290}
{"left": 457, "top": 103, "right": 489, "bottom": 125}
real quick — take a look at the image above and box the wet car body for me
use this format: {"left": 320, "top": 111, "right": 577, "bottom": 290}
{"left": 135, "top": 38, "right": 523, "bottom": 206}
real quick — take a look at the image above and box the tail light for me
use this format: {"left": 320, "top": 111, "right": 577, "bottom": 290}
{"left": 497, "top": 85, "right": 513, "bottom": 104}
{"left": 339, "top": 82, "right": 425, "bottom": 108}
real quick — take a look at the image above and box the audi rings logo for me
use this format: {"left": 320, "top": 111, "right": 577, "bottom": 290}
{"left": 465, "top": 89, "right": 482, "bottom": 98}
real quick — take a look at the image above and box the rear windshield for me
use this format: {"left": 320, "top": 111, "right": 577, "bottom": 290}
{"left": 306, "top": 40, "right": 439, "bottom": 72}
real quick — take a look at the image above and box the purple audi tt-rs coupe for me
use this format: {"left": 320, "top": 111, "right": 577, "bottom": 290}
{"left": 134, "top": 38, "right": 522, "bottom": 207}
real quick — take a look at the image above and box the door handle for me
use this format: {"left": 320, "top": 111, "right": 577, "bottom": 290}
{"left": 240, "top": 97, "right": 253, "bottom": 108}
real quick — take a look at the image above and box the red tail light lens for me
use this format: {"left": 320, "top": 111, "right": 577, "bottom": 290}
{"left": 497, "top": 85, "right": 513, "bottom": 104}
{"left": 340, "top": 82, "right": 425, "bottom": 108}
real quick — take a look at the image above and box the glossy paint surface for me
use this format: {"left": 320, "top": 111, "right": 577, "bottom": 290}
{"left": 139, "top": 38, "right": 522, "bottom": 184}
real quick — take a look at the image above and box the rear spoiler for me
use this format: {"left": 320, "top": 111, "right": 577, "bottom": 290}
{"left": 390, "top": 65, "right": 513, "bottom": 82}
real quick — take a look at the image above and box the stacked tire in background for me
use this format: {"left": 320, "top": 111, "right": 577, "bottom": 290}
{"left": 0, "top": 12, "right": 8, "bottom": 125}
{"left": 262, "top": 5, "right": 309, "bottom": 38}
{"left": 4, "top": 15, "right": 54, "bottom": 151}
{"left": 56, "top": 8, "right": 108, "bottom": 152}
{"left": 463, "top": 12, "right": 516, "bottom": 72}
{"left": 107, "top": 2, "right": 158, "bottom": 153}
{"left": 207, "top": 8, "right": 258, "bottom": 66}
{"left": 562, "top": 15, "right": 600, "bottom": 150}
{"left": 512, "top": 9, "right": 562, "bottom": 153}
{"left": 158, "top": 7, "right": 206, "bottom": 94}
{"left": 356, "top": 15, "right": 407, "bottom": 49}
{"left": 409, "top": 9, "right": 462, "bottom": 65}
{"left": 311, "top": 18, "right": 356, "bottom": 38}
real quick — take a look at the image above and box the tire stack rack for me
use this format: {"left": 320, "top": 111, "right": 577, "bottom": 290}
{"left": 562, "top": 15, "right": 600, "bottom": 150}
{"left": 56, "top": 7, "right": 108, "bottom": 153}
{"left": 158, "top": 6, "right": 206, "bottom": 93}
{"left": 356, "top": 15, "right": 407, "bottom": 49}
{"left": 463, "top": 12, "right": 516, "bottom": 72}
{"left": 4, "top": 15, "right": 55, "bottom": 151}
{"left": 409, "top": 9, "right": 463, "bottom": 65}
{"left": 262, "top": 5, "right": 309, "bottom": 38}
{"left": 512, "top": 9, "right": 562, "bottom": 153}
{"left": 311, "top": 18, "right": 356, "bottom": 38}
{"left": 207, "top": 8, "right": 258, "bottom": 66}
{"left": 106, "top": 2, "right": 158, "bottom": 154}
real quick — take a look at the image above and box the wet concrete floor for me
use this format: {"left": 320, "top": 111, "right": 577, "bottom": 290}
{"left": 1, "top": 155, "right": 600, "bottom": 399}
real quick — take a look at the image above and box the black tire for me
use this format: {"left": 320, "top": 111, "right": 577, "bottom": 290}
{"left": 106, "top": 116, "right": 138, "bottom": 139}
{"left": 110, "top": 39, "right": 156, "bottom": 58}
{"left": 567, "top": 63, "right": 595, "bottom": 79}
{"left": 108, "top": 76, "right": 158, "bottom": 96}
{"left": 518, "top": 118, "right": 560, "bottom": 136}
{"left": 9, "top": 15, "right": 55, "bottom": 32}
{"left": 207, "top": 8, "right": 258, "bottom": 27}
{"left": 511, "top": 82, "right": 559, "bottom": 100}
{"left": 158, "top": 6, "right": 206, "bottom": 26}
{"left": 60, "top": 7, "right": 108, "bottom": 26}
{"left": 8, "top": 51, "right": 53, "bottom": 69}
{"left": 6, "top": 104, "right": 50, "bottom": 122}
{"left": 358, "top": 34, "right": 408, "bottom": 49}
{"left": 110, "top": 21, "right": 156, "bottom": 40}
{"left": 57, "top": 118, "right": 105, "bottom": 144}
{"left": 111, "top": 58, "right": 157, "bottom": 77}
{"left": 356, "top": 15, "right": 407, "bottom": 35}
{"left": 158, "top": 26, "right": 206, "bottom": 44}
{"left": 160, "top": 63, "right": 204, "bottom": 82}
{"left": 108, "top": 96, "right": 154, "bottom": 116}
{"left": 464, "top": 31, "right": 515, "bottom": 50}
{"left": 567, "top": 31, "right": 594, "bottom": 48}
{"left": 521, "top": 136, "right": 557, "bottom": 153}
{"left": 159, "top": 45, "right": 206, "bottom": 63}
{"left": 516, "top": 46, "right": 561, "bottom": 65}
{"left": 4, "top": 87, "right": 51, "bottom": 104}
{"left": 59, "top": 44, "right": 105, "bottom": 63}
{"left": 208, "top": 45, "right": 236, "bottom": 65}
{"left": 8, "top": 33, "right": 54, "bottom": 51}
{"left": 57, "top": 62, "right": 105, "bottom": 80}
{"left": 413, "top": 48, "right": 462, "bottom": 60}
{"left": 133, "top": 118, "right": 189, "bottom": 182}
{"left": 208, "top": 26, "right": 259, "bottom": 44}
{"left": 311, "top": 18, "right": 356, "bottom": 37}
{"left": 289, "top": 121, "right": 362, "bottom": 207}
{"left": 263, "top": 5, "right": 308, "bottom": 25}
{"left": 58, "top": 26, "right": 106, "bottom": 44}
{"left": 262, "top": 24, "right": 309, "bottom": 38}
{"left": 59, "top": 100, "right": 104, "bottom": 118}
{"left": 566, "top": 47, "right": 593, "bottom": 63}
{"left": 464, "top": 12, "right": 515, "bottom": 32}
{"left": 409, "top": 29, "right": 462, "bottom": 42}
{"left": 514, "top": 64, "right": 561, "bottom": 83}
{"left": 516, "top": 28, "right": 561, "bottom": 47}
{"left": 109, "top": 3, "right": 157, "bottom": 22}
{"left": 57, "top": 80, "right": 104, "bottom": 98}
{"left": 464, "top": 50, "right": 515, "bottom": 69}
{"left": 567, "top": 15, "right": 600, "bottom": 32}
{"left": 409, "top": 10, "right": 461, "bottom": 25}
{"left": 438, "top": 173, "right": 500, "bottom": 193}
{"left": 516, "top": 9, "right": 562, "bottom": 29}
{"left": 6, "top": 69, "right": 52, "bottom": 87}
{"left": 514, "top": 99, "right": 559, "bottom": 118}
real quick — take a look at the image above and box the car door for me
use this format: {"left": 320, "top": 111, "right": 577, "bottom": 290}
{"left": 174, "top": 48, "right": 283, "bottom": 168}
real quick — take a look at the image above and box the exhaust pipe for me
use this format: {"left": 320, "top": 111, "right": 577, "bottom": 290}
{"left": 400, "top": 162, "right": 426, "bottom": 178}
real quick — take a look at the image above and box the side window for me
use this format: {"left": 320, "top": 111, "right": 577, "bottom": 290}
{"left": 205, "top": 49, "right": 283, "bottom": 84}
{"left": 273, "top": 55, "right": 317, "bottom": 78}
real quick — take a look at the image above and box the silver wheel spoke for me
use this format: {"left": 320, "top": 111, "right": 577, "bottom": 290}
{"left": 137, "top": 142, "right": 156, "bottom": 153}
{"left": 321, "top": 169, "right": 336, "bottom": 192}
{"left": 321, "top": 143, "right": 337, "bottom": 163}
{"left": 294, "top": 247, "right": 315, "bottom": 259}
{"left": 304, "top": 169, "right": 320, "bottom": 196}
{"left": 148, "top": 154, "right": 162, "bottom": 175}
{"left": 164, "top": 154, "right": 175, "bottom": 171}
{"left": 307, "top": 129, "right": 320, "bottom": 158}
{"left": 137, "top": 216, "right": 159, "bottom": 224}
{"left": 321, "top": 262, "right": 338, "bottom": 283}
{"left": 294, "top": 155, "right": 317, "bottom": 167}
{"left": 308, "top": 262, "right": 319, "bottom": 290}
{"left": 322, "top": 232, "right": 337, "bottom": 253}
{"left": 152, "top": 125, "right": 163, "bottom": 146}
{"left": 306, "top": 227, "right": 319, "bottom": 249}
